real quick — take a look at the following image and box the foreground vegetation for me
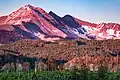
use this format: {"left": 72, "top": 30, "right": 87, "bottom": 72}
{"left": 0, "top": 39, "right": 120, "bottom": 80}
{"left": 1, "top": 67, "right": 120, "bottom": 80}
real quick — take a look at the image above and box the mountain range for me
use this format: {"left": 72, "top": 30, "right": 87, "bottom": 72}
{"left": 0, "top": 5, "right": 120, "bottom": 44}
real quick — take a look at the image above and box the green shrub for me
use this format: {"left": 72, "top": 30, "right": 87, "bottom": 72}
{"left": 97, "top": 65, "right": 109, "bottom": 80}
{"left": 0, "top": 69, "right": 120, "bottom": 80}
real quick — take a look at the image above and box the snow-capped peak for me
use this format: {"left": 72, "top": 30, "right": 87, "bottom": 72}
{"left": 24, "top": 5, "right": 34, "bottom": 9}
{"left": 2, "top": 5, "right": 37, "bottom": 24}
{"left": 0, "top": 4, "right": 120, "bottom": 43}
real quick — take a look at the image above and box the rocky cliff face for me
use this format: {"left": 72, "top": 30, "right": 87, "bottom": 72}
{"left": 0, "top": 5, "right": 120, "bottom": 43}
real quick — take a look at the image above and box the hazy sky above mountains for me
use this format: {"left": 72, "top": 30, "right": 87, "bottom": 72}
{"left": 0, "top": 0, "right": 120, "bottom": 23}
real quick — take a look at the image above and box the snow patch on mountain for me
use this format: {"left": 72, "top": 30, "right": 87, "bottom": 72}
{"left": 0, "top": 4, "right": 120, "bottom": 43}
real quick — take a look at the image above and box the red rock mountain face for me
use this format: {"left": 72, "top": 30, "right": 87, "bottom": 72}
{"left": 0, "top": 5, "right": 120, "bottom": 43}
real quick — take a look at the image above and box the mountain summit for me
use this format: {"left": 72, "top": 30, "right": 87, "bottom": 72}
{"left": 0, "top": 5, "right": 120, "bottom": 43}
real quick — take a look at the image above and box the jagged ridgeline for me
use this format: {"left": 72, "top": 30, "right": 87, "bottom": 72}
{"left": 0, "top": 5, "right": 120, "bottom": 44}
